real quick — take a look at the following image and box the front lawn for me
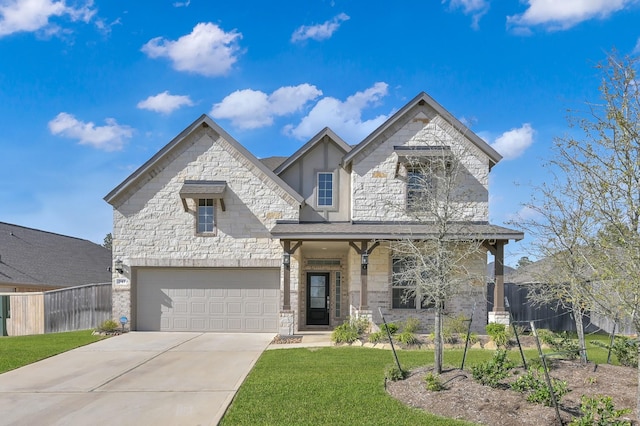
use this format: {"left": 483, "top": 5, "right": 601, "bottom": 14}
{"left": 0, "top": 330, "right": 105, "bottom": 373}
{"left": 221, "top": 340, "right": 616, "bottom": 425}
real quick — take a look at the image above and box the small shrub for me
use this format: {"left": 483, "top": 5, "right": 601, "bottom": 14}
{"left": 368, "top": 331, "right": 386, "bottom": 343}
{"left": 511, "top": 367, "right": 570, "bottom": 406}
{"left": 384, "top": 364, "right": 407, "bottom": 381}
{"left": 403, "top": 317, "right": 420, "bottom": 333}
{"left": 331, "top": 322, "right": 360, "bottom": 344}
{"left": 444, "top": 314, "right": 470, "bottom": 335}
{"left": 381, "top": 322, "right": 400, "bottom": 335}
{"left": 352, "top": 316, "right": 371, "bottom": 334}
{"left": 539, "top": 331, "right": 580, "bottom": 359}
{"left": 569, "top": 395, "right": 631, "bottom": 426}
{"left": 396, "top": 330, "right": 420, "bottom": 346}
{"left": 98, "top": 319, "right": 119, "bottom": 332}
{"left": 591, "top": 336, "right": 638, "bottom": 368}
{"left": 486, "top": 323, "right": 509, "bottom": 348}
{"left": 471, "top": 349, "right": 514, "bottom": 388}
{"left": 424, "top": 372, "right": 446, "bottom": 391}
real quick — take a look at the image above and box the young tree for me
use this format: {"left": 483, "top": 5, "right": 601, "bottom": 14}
{"left": 546, "top": 50, "right": 640, "bottom": 413}
{"left": 512, "top": 170, "right": 597, "bottom": 362}
{"left": 389, "top": 139, "right": 487, "bottom": 374}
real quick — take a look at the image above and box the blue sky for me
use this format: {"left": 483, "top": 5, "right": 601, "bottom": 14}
{"left": 1, "top": 0, "right": 639, "bottom": 265}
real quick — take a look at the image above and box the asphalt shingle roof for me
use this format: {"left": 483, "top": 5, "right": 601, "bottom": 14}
{"left": 0, "top": 222, "right": 112, "bottom": 289}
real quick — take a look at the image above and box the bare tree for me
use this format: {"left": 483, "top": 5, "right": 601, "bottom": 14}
{"left": 389, "top": 138, "right": 487, "bottom": 374}
{"left": 543, "top": 50, "right": 640, "bottom": 413}
{"left": 512, "top": 170, "right": 597, "bottom": 362}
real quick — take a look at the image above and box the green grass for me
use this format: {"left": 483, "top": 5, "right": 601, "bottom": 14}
{"left": 0, "top": 330, "right": 105, "bottom": 373}
{"left": 221, "top": 340, "right": 619, "bottom": 425}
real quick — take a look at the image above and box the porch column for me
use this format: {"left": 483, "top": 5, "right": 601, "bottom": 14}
{"left": 487, "top": 240, "right": 509, "bottom": 325}
{"left": 283, "top": 240, "right": 291, "bottom": 311}
{"left": 360, "top": 241, "right": 368, "bottom": 310}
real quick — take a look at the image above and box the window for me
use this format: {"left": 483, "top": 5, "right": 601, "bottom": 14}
{"left": 406, "top": 165, "right": 435, "bottom": 210}
{"left": 391, "top": 258, "right": 435, "bottom": 309}
{"left": 197, "top": 199, "right": 215, "bottom": 233}
{"left": 317, "top": 172, "right": 334, "bottom": 207}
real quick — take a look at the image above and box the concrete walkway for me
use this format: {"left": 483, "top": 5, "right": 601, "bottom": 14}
{"left": 0, "top": 332, "right": 273, "bottom": 426}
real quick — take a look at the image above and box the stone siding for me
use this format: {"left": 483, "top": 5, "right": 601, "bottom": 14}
{"left": 111, "top": 127, "right": 299, "bottom": 323}
{"left": 351, "top": 108, "right": 489, "bottom": 222}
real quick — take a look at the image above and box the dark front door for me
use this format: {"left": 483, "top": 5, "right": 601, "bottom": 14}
{"left": 307, "top": 272, "right": 330, "bottom": 325}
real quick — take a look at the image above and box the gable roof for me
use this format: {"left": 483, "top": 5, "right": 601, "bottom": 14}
{"left": 0, "top": 222, "right": 112, "bottom": 289}
{"left": 342, "top": 92, "right": 503, "bottom": 168}
{"left": 104, "top": 115, "right": 304, "bottom": 207}
{"left": 274, "top": 127, "right": 352, "bottom": 175}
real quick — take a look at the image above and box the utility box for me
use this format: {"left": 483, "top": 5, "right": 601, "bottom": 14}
{"left": 0, "top": 295, "right": 10, "bottom": 336}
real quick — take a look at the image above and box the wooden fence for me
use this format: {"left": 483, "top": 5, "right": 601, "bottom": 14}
{"left": 487, "top": 282, "right": 601, "bottom": 333}
{"left": 1, "top": 283, "right": 111, "bottom": 336}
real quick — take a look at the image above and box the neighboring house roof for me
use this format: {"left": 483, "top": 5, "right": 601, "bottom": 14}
{"left": 104, "top": 115, "right": 304, "bottom": 208}
{"left": 486, "top": 262, "right": 517, "bottom": 282}
{"left": 274, "top": 127, "right": 352, "bottom": 175}
{"left": 271, "top": 222, "right": 524, "bottom": 241}
{"left": 342, "top": 92, "right": 503, "bottom": 169}
{"left": 0, "top": 222, "right": 112, "bottom": 289}
{"left": 259, "top": 156, "right": 287, "bottom": 171}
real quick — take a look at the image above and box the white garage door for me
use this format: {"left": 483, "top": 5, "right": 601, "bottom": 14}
{"left": 136, "top": 268, "right": 280, "bottom": 332}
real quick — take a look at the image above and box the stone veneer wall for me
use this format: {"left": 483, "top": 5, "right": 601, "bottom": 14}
{"left": 351, "top": 108, "right": 490, "bottom": 222}
{"left": 110, "top": 127, "right": 299, "bottom": 325}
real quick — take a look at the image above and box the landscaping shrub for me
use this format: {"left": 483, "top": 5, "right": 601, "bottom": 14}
{"left": 471, "top": 349, "right": 514, "bottom": 388}
{"left": 368, "top": 322, "right": 399, "bottom": 343}
{"left": 98, "top": 319, "right": 119, "bottom": 332}
{"left": 403, "top": 317, "right": 420, "bottom": 333}
{"left": 424, "top": 372, "right": 446, "bottom": 391}
{"left": 486, "top": 323, "right": 509, "bottom": 348}
{"left": 539, "top": 330, "right": 580, "bottom": 359}
{"left": 331, "top": 321, "right": 360, "bottom": 344}
{"left": 511, "top": 367, "right": 570, "bottom": 406}
{"left": 569, "top": 395, "right": 631, "bottom": 426}
{"left": 384, "top": 364, "right": 407, "bottom": 381}
{"left": 591, "top": 336, "right": 638, "bottom": 368}
{"left": 396, "top": 330, "right": 420, "bottom": 346}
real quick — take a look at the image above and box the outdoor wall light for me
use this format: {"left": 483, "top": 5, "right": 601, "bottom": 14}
{"left": 114, "top": 259, "right": 124, "bottom": 274}
{"left": 282, "top": 253, "right": 291, "bottom": 268}
{"left": 361, "top": 252, "right": 369, "bottom": 269}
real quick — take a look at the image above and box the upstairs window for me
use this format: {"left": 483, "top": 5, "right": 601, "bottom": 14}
{"left": 406, "top": 166, "right": 435, "bottom": 210}
{"left": 197, "top": 199, "right": 215, "bottom": 234}
{"left": 317, "top": 172, "right": 334, "bottom": 207}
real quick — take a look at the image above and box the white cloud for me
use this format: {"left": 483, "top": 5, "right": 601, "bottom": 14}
{"left": 0, "top": 0, "right": 96, "bottom": 37}
{"left": 443, "top": 0, "right": 490, "bottom": 29}
{"left": 142, "top": 22, "right": 242, "bottom": 77}
{"left": 291, "top": 13, "right": 350, "bottom": 42}
{"left": 634, "top": 37, "right": 640, "bottom": 54}
{"left": 507, "top": 0, "right": 635, "bottom": 31}
{"left": 48, "top": 112, "right": 133, "bottom": 151}
{"left": 137, "top": 91, "right": 194, "bottom": 115}
{"left": 210, "top": 84, "right": 322, "bottom": 129}
{"left": 489, "top": 123, "right": 534, "bottom": 160}
{"left": 284, "top": 82, "right": 390, "bottom": 144}
{"left": 173, "top": 0, "right": 190, "bottom": 7}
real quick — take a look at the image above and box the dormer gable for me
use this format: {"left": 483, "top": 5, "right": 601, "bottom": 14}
{"left": 276, "top": 127, "right": 352, "bottom": 222}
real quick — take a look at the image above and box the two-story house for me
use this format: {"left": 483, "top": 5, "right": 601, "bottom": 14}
{"left": 104, "top": 92, "right": 523, "bottom": 334}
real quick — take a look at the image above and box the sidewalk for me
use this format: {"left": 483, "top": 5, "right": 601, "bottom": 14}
{"left": 267, "top": 332, "right": 333, "bottom": 350}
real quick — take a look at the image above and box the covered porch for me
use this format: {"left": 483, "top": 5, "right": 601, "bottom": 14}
{"left": 272, "top": 222, "right": 524, "bottom": 336}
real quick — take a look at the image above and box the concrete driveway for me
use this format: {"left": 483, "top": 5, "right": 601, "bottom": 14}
{"left": 0, "top": 332, "right": 273, "bottom": 426}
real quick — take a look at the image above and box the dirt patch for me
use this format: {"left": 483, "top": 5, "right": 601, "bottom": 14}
{"left": 387, "top": 360, "right": 638, "bottom": 425}
{"left": 271, "top": 335, "right": 303, "bottom": 344}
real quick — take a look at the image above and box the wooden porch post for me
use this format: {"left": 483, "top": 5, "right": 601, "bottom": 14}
{"left": 283, "top": 240, "right": 291, "bottom": 311}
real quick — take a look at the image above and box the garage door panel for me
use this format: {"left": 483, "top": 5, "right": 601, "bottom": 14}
{"left": 137, "top": 268, "right": 279, "bottom": 332}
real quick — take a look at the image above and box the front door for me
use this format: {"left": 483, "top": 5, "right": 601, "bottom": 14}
{"left": 307, "top": 272, "right": 330, "bottom": 325}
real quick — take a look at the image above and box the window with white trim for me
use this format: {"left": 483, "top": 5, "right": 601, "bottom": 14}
{"left": 317, "top": 172, "right": 334, "bottom": 207}
{"left": 406, "top": 165, "right": 435, "bottom": 210}
{"left": 197, "top": 199, "right": 215, "bottom": 233}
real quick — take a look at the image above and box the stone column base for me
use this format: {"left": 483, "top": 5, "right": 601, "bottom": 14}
{"left": 279, "top": 310, "right": 295, "bottom": 336}
{"left": 488, "top": 311, "right": 510, "bottom": 326}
